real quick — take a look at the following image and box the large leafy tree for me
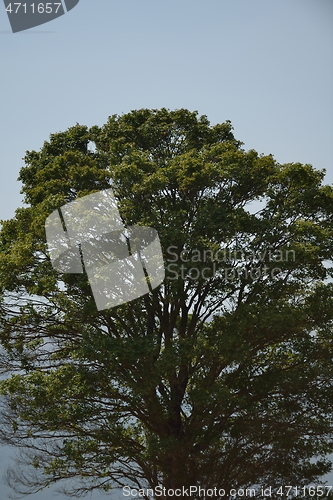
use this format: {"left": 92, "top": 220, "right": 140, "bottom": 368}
{"left": 0, "top": 108, "right": 333, "bottom": 498}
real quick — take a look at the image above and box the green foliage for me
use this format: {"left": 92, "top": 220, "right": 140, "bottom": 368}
{"left": 0, "top": 108, "right": 333, "bottom": 498}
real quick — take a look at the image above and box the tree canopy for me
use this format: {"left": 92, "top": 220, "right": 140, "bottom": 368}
{"left": 0, "top": 108, "right": 333, "bottom": 498}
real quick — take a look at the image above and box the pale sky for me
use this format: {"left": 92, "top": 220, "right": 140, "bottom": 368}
{"left": 0, "top": 0, "right": 333, "bottom": 498}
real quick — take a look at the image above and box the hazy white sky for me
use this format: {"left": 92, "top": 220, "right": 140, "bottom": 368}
{"left": 0, "top": 0, "right": 333, "bottom": 498}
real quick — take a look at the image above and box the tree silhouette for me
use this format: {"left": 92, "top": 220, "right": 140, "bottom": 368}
{"left": 0, "top": 108, "right": 333, "bottom": 498}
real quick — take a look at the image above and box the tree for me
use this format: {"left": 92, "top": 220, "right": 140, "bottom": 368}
{"left": 0, "top": 108, "right": 333, "bottom": 499}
